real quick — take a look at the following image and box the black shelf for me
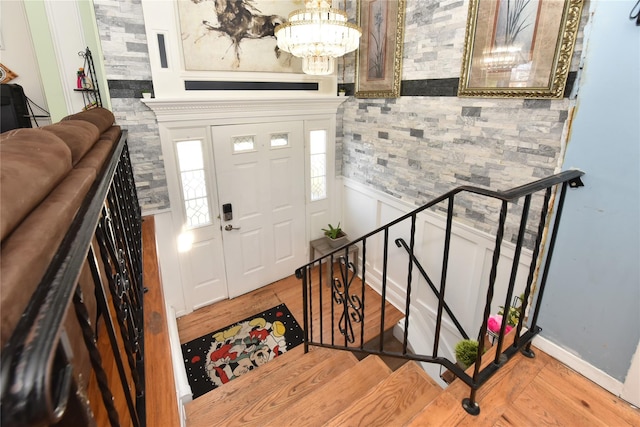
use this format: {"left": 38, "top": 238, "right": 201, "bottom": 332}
{"left": 76, "top": 48, "right": 102, "bottom": 109}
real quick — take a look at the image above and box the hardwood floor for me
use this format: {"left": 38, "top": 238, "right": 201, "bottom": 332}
{"left": 408, "top": 330, "right": 640, "bottom": 426}
{"left": 86, "top": 216, "right": 180, "bottom": 427}
{"left": 408, "top": 350, "right": 640, "bottom": 426}
{"left": 151, "top": 220, "right": 639, "bottom": 426}
{"left": 177, "top": 265, "right": 405, "bottom": 347}
{"left": 141, "top": 216, "right": 181, "bottom": 427}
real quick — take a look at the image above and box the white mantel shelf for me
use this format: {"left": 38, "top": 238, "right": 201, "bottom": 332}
{"left": 143, "top": 96, "right": 347, "bottom": 123}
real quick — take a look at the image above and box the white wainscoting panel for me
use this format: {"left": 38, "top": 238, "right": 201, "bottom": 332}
{"left": 341, "top": 178, "right": 533, "bottom": 380}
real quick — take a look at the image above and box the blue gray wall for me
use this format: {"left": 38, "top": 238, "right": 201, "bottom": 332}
{"left": 540, "top": 0, "right": 640, "bottom": 382}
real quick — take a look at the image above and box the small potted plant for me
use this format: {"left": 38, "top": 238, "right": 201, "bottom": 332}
{"left": 498, "top": 294, "right": 524, "bottom": 327}
{"left": 141, "top": 90, "right": 152, "bottom": 99}
{"left": 487, "top": 294, "right": 523, "bottom": 342}
{"left": 322, "top": 222, "right": 348, "bottom": 248}
{"left": 454, "top": 339, "right": 479, "bottom": 369}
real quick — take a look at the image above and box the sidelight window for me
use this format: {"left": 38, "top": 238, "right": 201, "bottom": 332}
{"left": 309, "top": 130, "right": 327, "bottom": 201}
{"left": 176, "top": 139, "right": 211, "bottom": 227}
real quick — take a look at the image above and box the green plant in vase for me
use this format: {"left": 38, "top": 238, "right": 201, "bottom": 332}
{"left": 322, "top": 223, "right": 347, "bottom": 248}
{"left": 455, "top": 339, "right": 480, "bottom": 369}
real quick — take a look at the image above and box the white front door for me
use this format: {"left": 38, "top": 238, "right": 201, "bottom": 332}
{"left": 212, "top": 121, "right": 306, "bottom": 298}
{"left": 169, "top": 129, "right": 229, "bottom": 312}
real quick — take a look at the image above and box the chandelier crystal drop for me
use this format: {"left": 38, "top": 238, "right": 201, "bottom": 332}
{"left": 274, "top": 0, "right": 362, "bottom": 76}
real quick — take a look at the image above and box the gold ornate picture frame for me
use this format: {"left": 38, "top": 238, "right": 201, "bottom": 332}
{"left": 458, "top": 0, "right": 583, "bottom": 99}
{"left": 355, "top": 0, "right": 406, "bottom": 98}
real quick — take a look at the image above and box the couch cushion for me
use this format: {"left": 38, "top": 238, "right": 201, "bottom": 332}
{"left": 0, "top": 128, "right": 72, "bottom": 240}
{"left": 0, "top": 167, "right": 96, "bottom": 347}
{"left": 99, "top": 125, "right": 122, "bottom": 145}
{"left": 41, "top": 120, "right": 101, "bottom": 166}
{"left": 75, "top": 139, "right": 117, "bottom": 173}
{"left": 62, "top": 108, "right": 115, "bottom": 134}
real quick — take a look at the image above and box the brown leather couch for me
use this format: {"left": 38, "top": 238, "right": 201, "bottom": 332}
{"left": 0, "top": 106, "right": 121, "bottom": 361}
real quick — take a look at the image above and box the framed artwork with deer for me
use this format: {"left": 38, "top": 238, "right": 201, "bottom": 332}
{"left": 178, "top": 0, "right": 303, "bottom": 73}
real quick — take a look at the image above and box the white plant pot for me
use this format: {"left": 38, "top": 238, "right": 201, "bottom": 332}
{"left": 326, "top": 232, "right": 348, "bottom": 248}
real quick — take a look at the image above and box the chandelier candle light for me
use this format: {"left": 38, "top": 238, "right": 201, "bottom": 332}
{"left": 274, "top": 0, "right": 362, "bottom": 75}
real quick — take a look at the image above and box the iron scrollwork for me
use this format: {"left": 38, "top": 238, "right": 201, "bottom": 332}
{"left": 331, "top": 256, "right": 363, "bottom": 344}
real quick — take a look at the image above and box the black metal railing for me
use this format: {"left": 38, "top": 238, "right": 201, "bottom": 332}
{"left": 295, "top": 169, "right": 584, "bottom": 415}
{"left": 0, "top": 131, "right": 145, "bottom": 426}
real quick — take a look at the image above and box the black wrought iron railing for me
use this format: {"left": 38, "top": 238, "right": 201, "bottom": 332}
{"left": 0, "top": 131, "right": 145, "bottom": 426}
{"left": 295, "top": 169, "right": 584, "bottom": 415}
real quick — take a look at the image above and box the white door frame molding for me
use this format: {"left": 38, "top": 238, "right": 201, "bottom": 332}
{"left": 145, "top": 96, "right": 346, "bottom": 316}
{"left": 143, "top": 97, "right": 345, "bottom": 124}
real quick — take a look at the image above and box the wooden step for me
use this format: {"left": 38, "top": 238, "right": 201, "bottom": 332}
{"left": 185, "top": 345, "right": 312, "bottom": 424}
{"left": 268, "top": 354, "right": 393, "bottom": 426}
{"left": 324, "top": 361, "right": 443, "bottom": 427}
{"left": 354, "top": 328, "right": 410, "bottom": 371}
{"left": 185, "top": 344, "right": 304, "bottom": 410}
{"left": 404, "top": 390, "right": 466, "bottom": 426}
{"left": 185, "top": 346, "right": 358, "bottom": 426}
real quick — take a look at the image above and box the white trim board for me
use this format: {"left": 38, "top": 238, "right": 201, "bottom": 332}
{"left": 341, "top": 176, "right": 534, "bottom": 334}
{"left": 166, "top": 305, "right": 190, "bottom": 426}
{"left": 621, "top": 342, "right": 640, "bottom": 407}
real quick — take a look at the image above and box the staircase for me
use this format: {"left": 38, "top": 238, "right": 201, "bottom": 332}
{"left": 184, "top": 346, "right": 444, "bottom": 427}
{"left": 182, "top": 330, "right": 640, "bottom": 427}
{"left": 184, "top": 170, "right": 593, "bottom": 426}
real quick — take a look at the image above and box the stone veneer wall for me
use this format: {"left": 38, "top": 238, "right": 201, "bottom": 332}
{"left": 337, "top": 0, "right": 590, "bottom": 246}
{"left": 93, "top": 0, "right": 169, "bottom": 212}
{"left": 91, "top": 0, "right": 590, "bottom": 238}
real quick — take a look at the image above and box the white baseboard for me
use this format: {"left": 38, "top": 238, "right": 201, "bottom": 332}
{"left": 166, "top": 305, "right": 192, "bottom": 427}
{"left": 533, "top": 335, "right": 624, "bottom": 398}
{"left": 621, "top": 342, "right": 640, "bottom": 407}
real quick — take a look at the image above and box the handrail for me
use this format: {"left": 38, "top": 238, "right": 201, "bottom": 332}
{"left": 395, "top": 238, "right": 469, "bottom": 340}
{"left": 296, "top": 169, "right": 585, "bottom": 415}
{"left": 296, "top": 169, "right": 584, "bottom": 276}
{"left": 1, "top": 131, "right": 145, "bottom": 426}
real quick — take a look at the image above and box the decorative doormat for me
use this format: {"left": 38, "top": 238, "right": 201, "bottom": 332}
{"left": 181, "top": 303, "right": 304, "bottom": 399}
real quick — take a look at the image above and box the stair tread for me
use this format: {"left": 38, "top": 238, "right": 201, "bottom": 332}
{"left": 267, "top": 354, "right": 393, "bottom": 426}
{"left": 186, "top": 347, "right": 358, "bottom": 426}
{"left": 185, "top": 344, "right": 304, "bottom": 408}
{"left": 404, "top": 390, "right": 466, "bottom": 427}
{"left": 185, "top": 346, "right": 314, "bottom": 420}
{"left": 324, "top": 361, "right": 442, "bottom": 427}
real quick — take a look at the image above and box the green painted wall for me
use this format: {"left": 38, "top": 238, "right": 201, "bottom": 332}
{"left": 77, "top": 0, "right": 111, "bottom": 110}
{"left": 22, "top": 0, "right": 67, "bottom": 122}
{"left": 23, "top": 0, "right": 111, "bottom": 119}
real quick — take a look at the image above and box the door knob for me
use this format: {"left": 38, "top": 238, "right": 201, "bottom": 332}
{"left": 224, "top": 224, "right": 241, "bottom": 231}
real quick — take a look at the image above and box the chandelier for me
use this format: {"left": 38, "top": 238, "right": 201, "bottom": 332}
{"left": 274, "top": 0, "right": 362, "bottom": 75}
{"left": 482, "top": 46, "right": 524, "bottom": 73}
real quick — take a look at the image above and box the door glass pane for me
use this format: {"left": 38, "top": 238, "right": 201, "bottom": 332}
{"left": 181, "top": 170, "right": 207, "bottom": 199}
{"left": 232, "top": 135, "right": 255, "bottom": 152}
{"left": 271, "top": 133, "right": 289, "bottom": 147}
{"left": 176, "top": 139, "right": 211, "bottom": 227}
{"left": 176, "top": 139, "right": 203, "bottom": 171}
{"left": 310, "top": 131, "right": 326, "bottom": 154}
{"left": 309, "top": 130, "right": 327, "bottom": 201}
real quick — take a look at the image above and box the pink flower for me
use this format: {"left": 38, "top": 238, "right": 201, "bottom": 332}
{"left": 488, "top": 314, "right": 513, "bottom": 334}
{"left": 487, "top": 315, "right": 502, "bottom": 333}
